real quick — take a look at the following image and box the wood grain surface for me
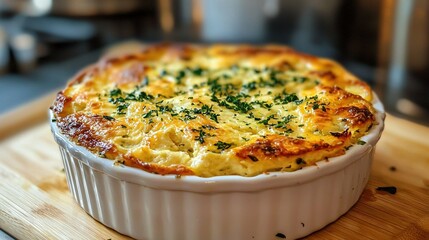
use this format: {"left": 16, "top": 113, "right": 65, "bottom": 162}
{"left": 0, "top": 92, "right": 428, "bottom": 240}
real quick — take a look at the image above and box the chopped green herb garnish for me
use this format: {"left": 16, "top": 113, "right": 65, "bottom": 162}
{"left": 259, "top": 114, "right": 276, "bottom": 125}
{"left": 116, "top": 103, "right": 129, "bottom": 114}
{"left": 223, "top": 94, "right": 253, "bottom": 113}
{"left": 214, "top": 141, "right": 232, "bottom": 151}
{"left": 251, "top": 100, "right": 273, "bottom": 109}
{"left": 142, "top": 76, "right": 149, "bottom": 87}
{"left": 190, "top": 67, "right": 204, "bottom": 76}
{"left": 109, "top": 88, "right": 122, "bottom": 97}
{"left": 143, "top": 110, "right": 158, "bottom": 118}
{"left": 160, "top": 69, "right": 168, "bottom": 76}
{"left": 242, "top": 81, "right": 257, "bottom": 91}
{"left": 156, "top": 104, "right": 171, "bottom": 113}
{"left": 275, "top": 115, "right": 295, "bottom": 129}
{"left": 195, "top": 129, "right": 207, "bottom": 144}
{"left": 293, "top": 76, "right": 308, "bottom": 83}
{"left": 357, "top": 140, "right": 366, "bottom": 145}
{"left": 176, "top": 70, "right": 186, "bottom": 84}
{"left": 274, "top": 91, "right": 300, "bottom": 105}
{"left": 109, "top": 96, "right": 125, "bottom": 104}
{"left": 103, "top": 115, "right": 115, "bottom": 121}
{"left": 313, "top": 102, "right": 319, "bottom": 110}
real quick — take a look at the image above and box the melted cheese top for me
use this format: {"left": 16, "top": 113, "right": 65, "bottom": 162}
{"left": 52, "top": 44, "right": 376, "bottom": 177}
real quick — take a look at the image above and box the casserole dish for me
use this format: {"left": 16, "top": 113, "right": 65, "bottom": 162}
{"left": 50, "top": 44, "right": 385, "bottom": 239}
{"left": 50, "top": 95, "right": 384, "bottom": 239}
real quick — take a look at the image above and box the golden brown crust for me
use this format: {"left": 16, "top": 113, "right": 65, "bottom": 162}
{"left": 52, "top": 43, "right": 377, "bottom": 177}
{"left": 235, "top": 136, "right": 335, "bottom": 159}
{"left": 123, "top": 155, "right": 194, "bottom": 176}
{"left": 57, "top": 113, "right": 116, "bottom": 155}
{"left": 51, "top": 92, "right": 73, "bottom": 117}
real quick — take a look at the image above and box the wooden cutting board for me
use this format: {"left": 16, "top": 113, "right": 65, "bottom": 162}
{"left": 0, "top": 92, "right": 428, "bottom": 240}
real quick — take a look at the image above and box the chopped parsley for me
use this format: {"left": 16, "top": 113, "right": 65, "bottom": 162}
{"left": 274, "top": 91, "right": 301, "bottom": 105}
{"left": 190, "top": 67, "right": 204, "bottom": 76}
{"left": 176, "top": 70, "right": 186, "bottom": 84}
{"left": 357, "top": 140, "right": 366, "bottom": 145}
{"left": 116, "top": 103, "right": 129, "bottom": 115}
{"left": 109, "top": 96, "right": 125, "bottom": 104}
{"left": 242, "top": 81, "right": 257, "bottom": 91}
{"left": 193, "top": 104, "right": 220, "bottom": 123}
{"left": 292, "top": 76, "right": 308, "bottom": 83}
{"left": 103, "top": 115, "right": 115, "bottom": 121}
{"left": 159, "top": 69, "right": 168, "bottom": 76}
{"left": 143, "top": 110, "right": 158, "bottom": 118}
{"left": 195, "top": 129, "right": 207, "bottom": 144}
{"left": 275, "top": 115, "right": 295, "bottom": 129}
{"left": 125, "top": 91, "right": 154, "bottom": 101}
{"left": 109, "top": 88, "right": 122, "bottom": 97}
{"left": 251, "top": 100, "right": 273, "bottom": 109}
{"left": 181, "top": 109, "right": 197, "bottom": 121}
{"left": 214, "top": 141, "right": 232, "bottom": 151}
{"left": 312, "top": 102, "right": 319, "bottom": 110}
{"left": 223, "top": 94, "right": 253, "bottom": 113}
{"left": 259, "top": 114, "right": 276, "bottom": 125}
{"left": 141, "top": 76, "right": 149, "bottom": 86}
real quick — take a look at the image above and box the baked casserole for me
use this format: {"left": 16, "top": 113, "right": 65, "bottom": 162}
{"left": 51, "top": 43, "right": 376, "bottom": 177}
{"left": 50, "top": 43, "right": 385, "bottom": 239}
{"left": 53, "top": 44, "right": 375, "bottom": 177}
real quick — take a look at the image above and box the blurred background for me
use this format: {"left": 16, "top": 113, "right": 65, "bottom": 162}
{"left": 0, "top": 0, "right": 428, "bottom": 125}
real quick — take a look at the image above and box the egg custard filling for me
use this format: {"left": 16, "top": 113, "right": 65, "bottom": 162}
{"left": 52, "top": 44, "right": 376, "bottom": 177}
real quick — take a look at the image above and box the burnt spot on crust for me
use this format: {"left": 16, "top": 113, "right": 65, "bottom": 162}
{"left": 330, "top": 129, "right": 351, "bottom": 139}
{"left": 235, "top": 136, "right": 334, "bottom": 160}
{"left": 336, "top": 106, "right": 374, "bottom": 125}
{"left": 248, "top": 155, "right": 259, "bottom": 162}
{"left": 57, "top": 113, "right": 115, "bottom": 155}
{"left": 123, "top": 155, "right": 194, "bottom": 176}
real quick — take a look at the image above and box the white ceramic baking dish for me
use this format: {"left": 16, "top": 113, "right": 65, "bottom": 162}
{"left": 50, "top": 94, "right": 385, "bottom": 240}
